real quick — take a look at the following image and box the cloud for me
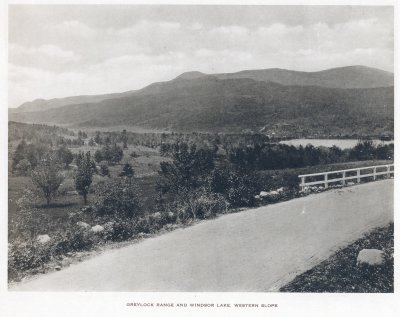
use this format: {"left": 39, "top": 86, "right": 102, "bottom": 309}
{"left": 110, "top": 20, "right": 181, "bottom": 38}
{"left": 54, "top": 20, "right": 96, "bottom": 38}
{"left": 8, "top": 63, "right": 87, "bottom": 107}
{"left": 10, "top": 44, "right": 80, "bottom": 62}
{"left": 8, "top": 12, "right": 393, "bottom": 107}
{"left": 209, "top": 25, "right": 249, "bottom": 37}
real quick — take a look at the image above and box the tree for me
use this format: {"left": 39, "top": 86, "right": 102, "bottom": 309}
{"left": 119, "top": 163, "right": 134, "bottom": 178}
{"left": 349, "top": 140, "right": 376, "bottom": 161}
{"left": 94, "top": 150, "right": 103, "bottom": 163}
{"left": 110, "top": 143, "right": 124, "bottom": 164}
{"left": 157, "top": 142, "right": 216, "bottom": 198}
{"left": 88, "top": 138, "right": 95, "bottom": 146}
{"left": 78, "top": 130, "right": 87, "bottom": 139}
{"left": 121, "top": 129, "right": 128, "bottom": 149}
{"left": 75, "top": 152, "right": 95, "bottom": 204}
{"left": 104, "top": 135, "right": 111, "bottom": 145}
{"left": 94, "top": 132, "right": 102, "bottom": 145}
{"left": 31, "top": 153, "right": 64, "bottom": 206}
{"left": 56, "top": 145, "right": 73, "bottom": 168}
{"left": 12, "top": 139, "right": 27, "bottom": 171}
{"left": 93, "top": 177, "right": 141, "bottom": 217}
{"left": 99, "top": 163, "right": 110, "bottom": 177}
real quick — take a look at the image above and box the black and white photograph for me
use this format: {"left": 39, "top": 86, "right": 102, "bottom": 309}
{"left": 0, "top": 0, "right": 398, "bottom": 316}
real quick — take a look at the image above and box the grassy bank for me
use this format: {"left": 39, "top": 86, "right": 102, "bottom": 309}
{"left": 280, "top": 223, "right": 394, "bottom": 293}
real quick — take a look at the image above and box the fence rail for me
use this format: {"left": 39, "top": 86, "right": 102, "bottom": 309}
{"left": 298, "top": 164, "right": 394, "bottom": 191}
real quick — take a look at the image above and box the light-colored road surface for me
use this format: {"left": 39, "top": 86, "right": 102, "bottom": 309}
{"left": 12, "top": 180, "right": 393, "bottom": 292}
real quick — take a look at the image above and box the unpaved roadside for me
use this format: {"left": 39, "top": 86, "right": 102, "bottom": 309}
{"left": 11, "top": 179, "right": 393, "bottom": 292}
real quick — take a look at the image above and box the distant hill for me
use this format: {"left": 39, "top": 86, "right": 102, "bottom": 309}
{"left": 9, "top": 70, "right": 394, "bottom": 136}
{"left": 10, "top": 65, "right": 393, "bottom": 114}
{"left": 211, "top": 65, "right": 394, "bottom": 89}
{"left": 11, "top": 90, "right": 137, "bottom": 113}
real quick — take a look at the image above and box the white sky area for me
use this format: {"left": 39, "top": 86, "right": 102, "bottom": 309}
{"left": 8, "top": 5, "right": 394, "bottom": 108}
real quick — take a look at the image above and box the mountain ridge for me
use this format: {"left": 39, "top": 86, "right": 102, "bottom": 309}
{"left": 9, "top": 73, "right": 394, "bottom": 136}
{"left": 11, "top": 65, "right": 393, "bottom": 113}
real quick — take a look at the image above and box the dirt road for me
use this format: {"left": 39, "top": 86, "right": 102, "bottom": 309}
{"left": 11, "top": 179, "right": 393, "bottom": 292}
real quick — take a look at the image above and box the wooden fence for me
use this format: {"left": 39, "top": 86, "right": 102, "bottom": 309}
{"left": 298, "top": 164, "right": 394, "bottom": 191}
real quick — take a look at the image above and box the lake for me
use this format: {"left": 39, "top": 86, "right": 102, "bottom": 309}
{"left": 279, "top": 139, "right": 394, "bottom": 149}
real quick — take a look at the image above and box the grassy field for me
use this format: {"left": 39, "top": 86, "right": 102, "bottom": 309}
{"left": 8, "top": 143, "right": 166, "bottom": 241}
{"left": 280, "top": 223, "right": 394, "bottom": 293}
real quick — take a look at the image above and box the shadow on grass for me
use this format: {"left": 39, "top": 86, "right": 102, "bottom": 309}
{"left": 37, "top": 202, "right": 79, "bottom": 209}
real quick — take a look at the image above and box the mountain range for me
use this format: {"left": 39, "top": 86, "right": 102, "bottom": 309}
{"left": 9, "top": 65, "right": 394, "bottom": 136}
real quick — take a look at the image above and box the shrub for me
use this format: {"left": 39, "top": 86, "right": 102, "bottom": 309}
{"left": 14, "top": 159, "right": 32, "bottom": 176}
{"left": 119, "top": 163, "right": 134, "bottom": 178}
{"left": 135, "top": 217, "right": 151, "bottom": 234}
{"left": 168, "top": 188, "right": 228, "bottom": 223}
{"left": 8, "top": 241, "right": 52, "bottom": 277}
{"left": 65, "top": 228, "right": 95, "bottom": 251}
{"left": 93, "top": 177, "right": 142, "bottom": 217}
{"left": 99, "top": 163, "right": 110, "bottom": 177}
{"left": 210, "top": 167, "right": 260, "bottom": 208}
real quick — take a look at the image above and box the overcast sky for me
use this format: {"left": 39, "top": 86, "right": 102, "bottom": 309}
{"left": 8, "top": 5, "right": 393, "bottom": 108}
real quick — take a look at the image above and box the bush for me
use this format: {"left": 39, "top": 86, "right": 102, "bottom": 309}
{"left": 102, "top": 217, "right": 138, "bottom": 241}
{"left": 93, "top": 177, "right": 142, "bottom": 217}
{"left": 54, "top": 228, "right": 95, "bottom": 253}
{"left": 99, "top": 162, "right": 110, "bottom": 177}
{"left": 210, "top": 167, "right": 260, "bottom": 208}
{"left": 119, "top": 163, "right": 134, "bottom": 178}
{"left": 170, "top": 189, "right": 228, "bottom": 223}
{"left": 8, "top": 241, "right": 52, "bottom": 280}
{"left": 14, "top": 159, "right": 32, "bottom": 176}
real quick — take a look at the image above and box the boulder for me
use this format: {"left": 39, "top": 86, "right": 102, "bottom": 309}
{"left": 357, "top": 249, "right": 385, "bottom": 267}
{"left": 91, "top": 225, "right": 105, "bottom": 233}
{"left": 104, "top": 222, "right": 114, "bottom": 230}
{"left": 81, "top": 206, "right": 93, "bottom": 213}
{"left": 259, "top": 191, "right": 269, "bottom": 197}
{"left": 37, "top": 234, "right": 51, "bottom": 244}
{"left": 76, "top": 221, "right": 90, "bottom": 229}
{"left": 152, "top": 212, "right": 162, "bottom": 219}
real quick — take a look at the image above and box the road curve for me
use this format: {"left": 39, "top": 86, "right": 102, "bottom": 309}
{"left": 11, "top": 179, "right": 393, "bottom": 292}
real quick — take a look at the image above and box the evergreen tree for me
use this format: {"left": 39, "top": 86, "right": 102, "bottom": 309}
{"left": 119, "top": 163, "right": 134, "bottom": 178}
{"left": 121, "top": 129, "right": 128, "bottom": 149}
{"left": 75, "top": 152, "right": 95, "bottom": 204}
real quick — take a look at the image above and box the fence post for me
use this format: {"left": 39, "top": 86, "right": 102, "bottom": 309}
{"left": 324, "top": 173, "right": 328, "bottom": 188}
{"left": 357, "top": 169, "right": 360, "bottom": 183}
{"left": 300, "top": 176, "right": 305, "bottom": 191}
{"left": 373, "top": 167, "right": 376, "bottom": 180}
{"left": 342, "top": 171, "right": 346, "bottom": 185}
{"left": 387, "top": 165, "right": 390, "bottom": 178}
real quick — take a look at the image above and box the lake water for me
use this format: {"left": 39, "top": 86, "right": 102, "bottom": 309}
{"left": 279, "top": 139, "right": 394, "bottom": 149}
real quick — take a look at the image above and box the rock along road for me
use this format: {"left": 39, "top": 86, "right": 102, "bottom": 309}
{"left": 11, "top": 179, "right": 393, "bottom": 292}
